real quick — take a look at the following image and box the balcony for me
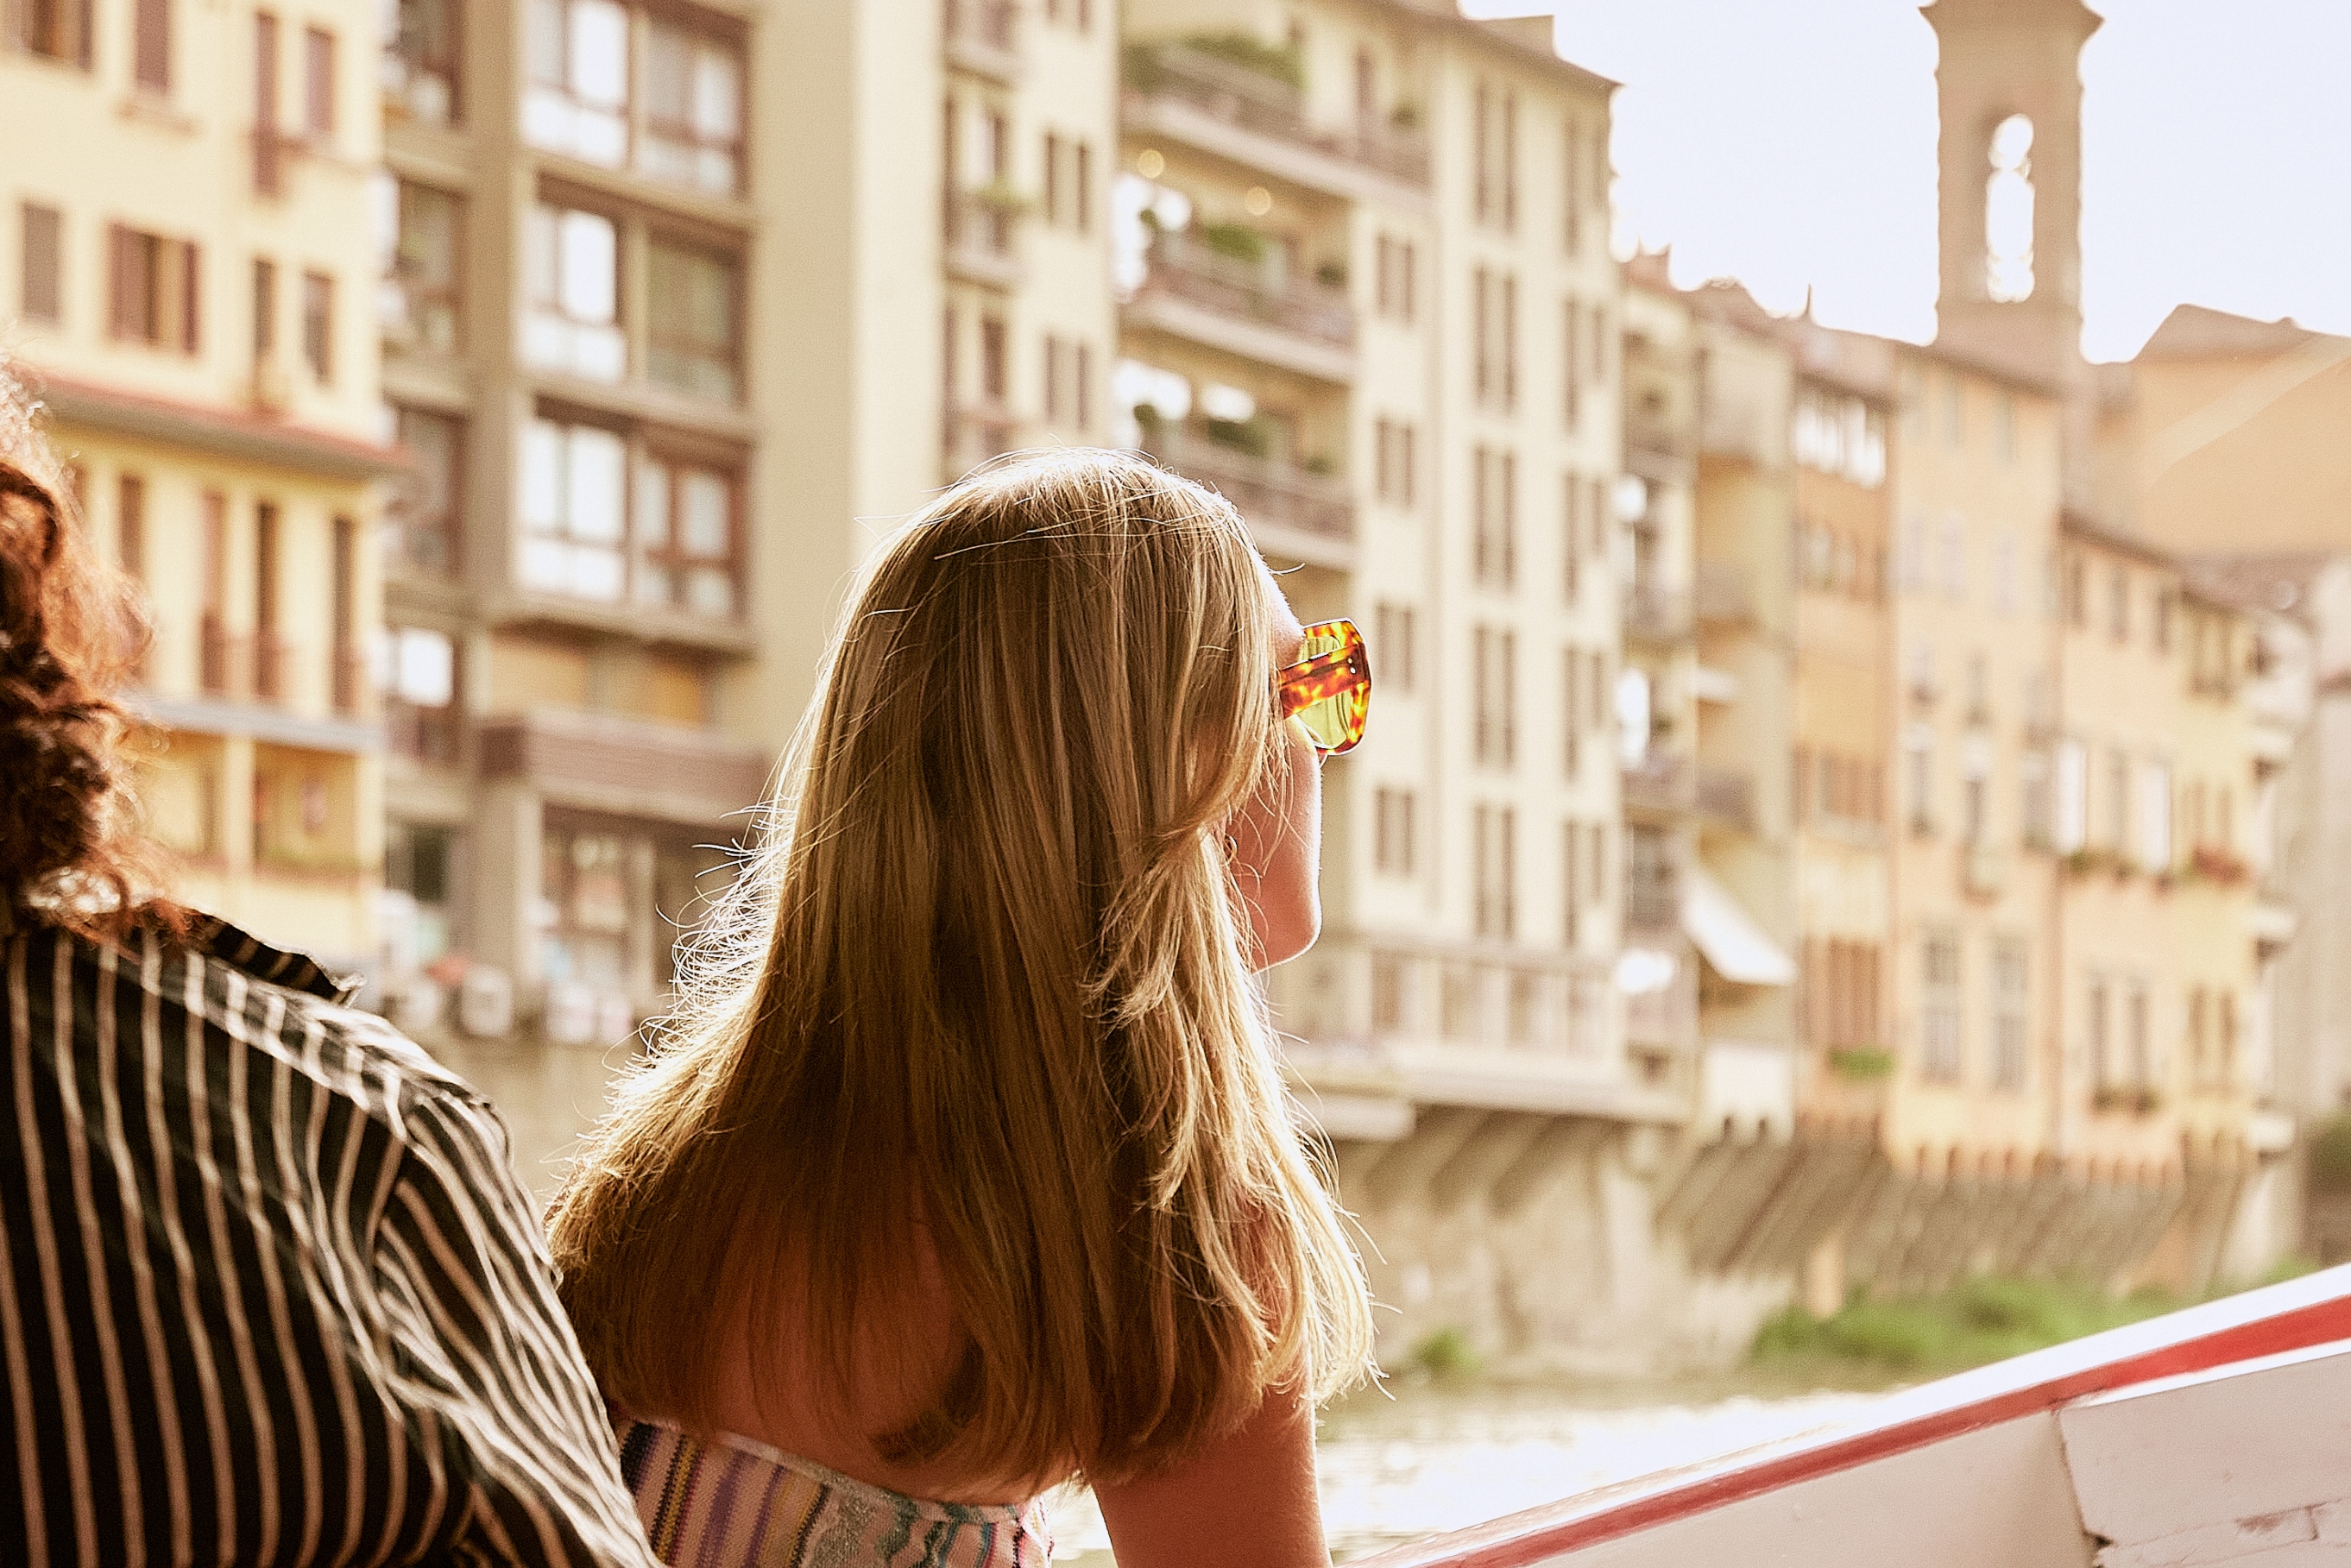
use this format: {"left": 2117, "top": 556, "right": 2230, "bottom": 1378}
{"left": 1693, "top": 562, "right": 1755, "bottom": 627}
{"left": 942, "top": 0, "right": 1019, "bottom": 82}
{"left": 1623, "top": 582, "right": 1692, "bottom": 645}
{"left": 1696, "top": 766, "right": 1755, "bottom": 831}
{"left": 1122, "top": 42, "right": 1429, "bottom": 198}
{"left": 200, "top": 614, "right": 247, "bottom": 698}
{"left": 1623, "top": 752, "right": 1693, "bottom": 816}
{"left": 1127, "top": 231, "right": 1356, "bottom": 382}
{"left": 942, "top": 402, "right": 1020, "bottom": 482}
{"left": 1139, "top": 424, "right": 1353, "bottom": 568}
{"left": 942, "top": 190, "right": 1024, "bottom": 290}
{"left": 1625, "top": 870, "right": 1680, "bottom": 932}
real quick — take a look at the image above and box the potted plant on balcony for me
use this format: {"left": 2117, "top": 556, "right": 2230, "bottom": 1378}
{"left": 1179, "top": 31, "right": 1305, "bottom": 90}
{"left": 1197, "top": 219, "right": 1268, "bottom": 264}
{"left": 1828, "top": 1045, "right": 1896, "bottom": 1082}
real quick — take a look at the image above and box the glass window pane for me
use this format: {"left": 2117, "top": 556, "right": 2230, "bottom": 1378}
{"left": 521, "top": 534, "right": 570, "bottom": 591}
{"left": 524, "top": 205, "right": 558, "bottom": 308}
{"left": 693, "top": 46, "right": 740, "bottom": 137}
{"left": 526, "top": 0, "right": 564, "bottom": 85}
{"left": 574, "top": 543, "right": 625, "bottom": 601}
{"left": 634, "top": 564, "right": 674, "bottom": 607}
{"left": 571, "top": 0, "right": 627, "bottom": 107}
{"left": 567, "top": 426, "right": 625, "bottom": 542}
{"left": 684, "top": 568, "right": 733, "bottom": 616}
{"left": 394, "top": 627, "right": 455, "bottom": 706}
{"left": 520, "top": 419, "right": 564, "bottom": 532}
{"left": 635, "top": 459, "right": 671, "bottom": 547}
{"left": 647, "top": 24, "right": 690, "bottom": 122}
{"left": 556, "top": 210, "right": 615, "bottom": 323}
{"left": 681, "top": 469, "right": 728, "bottom": 556}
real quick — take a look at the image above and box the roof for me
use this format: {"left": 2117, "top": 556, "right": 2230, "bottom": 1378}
{"left": 1377, "top": 1, "right": 1619, "bottom": 96}
{"left": 2176, "top": 552, "right": 2339, "bottom": 624}
{"left": 2135, "top": 304, "right": 2342, "bottom": 362}
{"left": 2060, "top": 509, "right": 2180, "bottom": 571}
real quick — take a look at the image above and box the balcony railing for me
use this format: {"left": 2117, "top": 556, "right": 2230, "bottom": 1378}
{"left": 942, "top": 403, "right": 1019, "bottom": 481}
{"left": 253, "top": 633, "right": 291, "bottom": 704}
{"left": 332, "top": 641, "right": 369, "bottom": 717}
{"left": 1623, "top": 752, "right": 1692, "bottom": 815}
{"left": 199, "top": 614, "right": 246, "bottom": 697}
{"left": 1123, "top": 42, "right": 1429, "bottom": 186}
{"left": 1625, "top": 871, "right": 1680, "bottom": 931}
{"left": 942, "top": 0, "right": 1018, "bottom": 79}
{"left": 1138, "top": 425, "right": 1352, "bottom": 547}
{"left": 1697, "top": 766, "right": 1756, "bottom": 831}
{"left": 1623, "top": 582, "right": 1692, "bottom": 644}
{"left": 1138, "top": 230, "right": 1353, "bottom": 349}
{"left": 942, "top": 190, "right": 1023, "bottom": 287}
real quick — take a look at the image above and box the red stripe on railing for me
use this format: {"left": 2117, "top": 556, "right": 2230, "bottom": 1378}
{"left": 1353, "top": 1268, "right": 2351, "bottom": 1568}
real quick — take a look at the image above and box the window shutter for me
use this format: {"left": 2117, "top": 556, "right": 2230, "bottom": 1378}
{"left": 180, "top": 240, "right": 201, "bottom": 352}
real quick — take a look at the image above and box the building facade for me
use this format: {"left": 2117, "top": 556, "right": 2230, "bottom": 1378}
{"left": 7, "top": 0, "right": 394, "bottom": 963}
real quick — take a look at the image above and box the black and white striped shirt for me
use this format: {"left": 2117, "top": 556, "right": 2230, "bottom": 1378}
{"left": 0, "top": 911, "right": 660, "bottom": 1566}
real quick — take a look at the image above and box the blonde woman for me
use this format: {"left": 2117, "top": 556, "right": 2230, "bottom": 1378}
{"left": 549, "top": 450, "right": 1378, "bottom": 1568}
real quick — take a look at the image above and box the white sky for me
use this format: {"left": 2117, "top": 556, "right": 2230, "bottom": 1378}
{"left": 1463, "top": 0, "right": 2351, "bottom": 362}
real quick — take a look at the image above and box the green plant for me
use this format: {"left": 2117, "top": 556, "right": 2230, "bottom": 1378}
{"left": 968, "top": 179, "right": 1031, "bottom": 216}
{"left": 1315, "top": 258, "right": 1348, "bottom": 289}
{"left": 1302, "top": 452, "right": 1336, "bottom": 476}
{"left": 2310, "top": 1113, "right": 2351, "bottom": 1193}
{"left": 1390, "top": 101, "right": 1423, "bottom": 131}
{"left": 1197, "top": 220, "right": 1267, "bottom": 264}
{"left": 1203, "top": 415, "right": 1271, "bottom": 458}
{"left": 1828, "top": 1045, "right": 1896, "bottom": 1081}
{"left": 1406, "top": 1325, "right": 1481, "bottom": 1380}
{"left": 1180, "top": 30, "right": 1305, "bottom": 90}
{"left": 2092, "top": 1084, "right": 2164, "bottom": 1116}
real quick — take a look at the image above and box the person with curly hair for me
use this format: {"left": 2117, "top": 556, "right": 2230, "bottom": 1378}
{"left": 0, "top": 366, "right": 661, "bottom": 1567}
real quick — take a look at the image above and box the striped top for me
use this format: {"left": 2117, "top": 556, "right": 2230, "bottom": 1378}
{"left": 0, "top": 912, "right": 661, "bottom": 1567}
{"left": 618, "top": 1421, "right": 1052, "bottom": 1568}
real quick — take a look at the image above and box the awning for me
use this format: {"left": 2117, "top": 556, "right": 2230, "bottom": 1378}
{"left": 1681, "top": 864, "right": 1796, "bottom": 986}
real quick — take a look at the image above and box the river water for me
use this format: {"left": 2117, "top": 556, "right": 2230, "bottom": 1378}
{"left": 1042, "top": 1378, "right": 1894, "bottom": 1562}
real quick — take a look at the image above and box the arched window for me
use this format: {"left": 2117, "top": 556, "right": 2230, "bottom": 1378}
{"left": 1984, "top": 113, "right": 2035, "bottom": 302}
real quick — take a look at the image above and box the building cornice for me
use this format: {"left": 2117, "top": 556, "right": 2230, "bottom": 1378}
{"left": 34, "top": 375, "right": 407, "bottom": 482}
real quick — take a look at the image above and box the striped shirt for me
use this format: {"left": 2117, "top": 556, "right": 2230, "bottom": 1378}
{"left": 0, "top": 911, "right": 661, "bottom": 1567}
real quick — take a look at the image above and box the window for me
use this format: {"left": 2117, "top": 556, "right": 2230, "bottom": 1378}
{"left": 2087, "top": 976, "right": 2112, "bottom": 1090}
{"left": 12, "top": 0, "right": 91, "bottom": 62}
{"left": 1471, "top": 270, "right": 1520, "bottom": 411}
{"left": 2108, "top": 564, "right": 2129, "bottom": 641}
{"left": 378, "top": 630, "right": 460, "bottom": 766}
{"left": 1803, "top": 937, "right": 1881, "bottom": 1052}
{"left": 252, "top": 257, "right": 277, "bottom": 363}
{"left": 1472, "top": 446, "right": 1516, "bottom": 589}
{"left": 1984, "top": 113, "right": 2035, "bottom": 302}
{"left": 1921, "top": 931, "right": 1962, "bottom": 1084}
{"left": 632, "top": 452, "right": 736, "bottom": 615}
{"left": 1473, "top": 803, "right": 1516, "bottom": 940}
{"left": 523, "top": 204, "right": 622, "bottom": 380}
{"left": 108, "top": 226, "right": 199, "bottom": 353}
{"left": 1473, "top": 268, "right": 1491, "bottom": 404}
{"left": 1994, "top": 392, "right": 2017, "bottom": 463}
{"left": 1790, "top": 388, "right": 1887, "bottom": 487}
{"left": 541, "top": 824, "right": 630, "bottom": 988}
{"left": 255, "top": 12, "right": 282, "bottom": 194}
{"left": 980, "top": 316, "right": 1006, "bottom": 400}
{"left": 1374, "top": 234, "right": 1415, "bottom": 322}
{"left": 383, "top": 180, "right": 462, "bottom": 354}
{"left": 1991, "top": 941, "right": 2028, "bottom": 1091}
{"left": 384, "top": 821, "right": 459, "bottom": 965}
{"left": 1472, "top": 625, "right": 1516, "bottom": 768}
{"left": 1562, "top": 120, "right": 1584, "bottom": 254}
{"left": 116, "top": 474, "right": 147, "bottom": 583}
{"left": 1562, "top": 474, "right": 1583, "bottom": 598}
{"left": 331, "top": 513, "right": 359, "bottom": 712}
{"left": 1373, "top": 788, "right": 1416, "bottom": 876}
{"left": 2137, "top": 760, "right": 2172, "bottom": 873}
{"left": 385, "top": 0, "right": 459, "bottom": 124}
{"left": 1375, "top": 418, "right": 1415, "bottom": 507}
{"left": 2153, "top": 589, "right": 2174, "bottom": 653}
{"left": 1992, "top": 534, "right": 2017, "bottom": 615}
{"left": 520, "top": 416, "right": 739, "bottom": 616}
{"left": 136, "top": 0, "right": 170, "bottom": 91}
{"left": 1904, "top": 725, "right": 1935, "bottom": 834}
{"left": 304, "top": 26, "right": 335, "bottom": 138}
{"left": 1470, "top": 83, "right": 1517, "bottom": 231}
{"left": 300, "top": 271, "right": 333, "bottom": 383}
{"left": 2126, "top": 982, "right": 2151, "bottom": 1086}
{"left": 199, "top": 492, "right": 231, "bottom": 695}
{"left": 520, "top": 417, "right": 627, "bottom": 601}
{"left": 647, "top": 238, "right": 739, "bottom": 401}
{"left": 1500, "top": 274, "right": 1518, "bottom": 412}
{"left": 1562, "top": 647, "right": 1582, "bottom": 776}
{"left": 1075, "top": 142, "right": 1092, "bottom": 234}
{"left": 643, "top": 18, "right": 742, "bottom": 195}
{"left": 387, "top": 405, "right": 463, "bottom": 576}
{"left": 525, "top": 0, "right": 628, "bottom": 167}
{"left": 19, "top": 204, "right": 60, "bottom": 324}
{"left": 254, "top": 501, "right": 284, "bottom": 701}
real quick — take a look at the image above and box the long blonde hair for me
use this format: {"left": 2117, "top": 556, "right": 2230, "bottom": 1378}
{"left": 548, "top": 450, "right": 1372, "bottom": 1489}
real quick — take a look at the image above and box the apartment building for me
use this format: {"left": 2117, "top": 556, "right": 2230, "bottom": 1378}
{"left": 1685, "top": 285, "right": 1799, "bottom": 1137}
{"left": 6, "top": 0, "right": 393, "bottom": 960}
{"left": 1785, "top": 323, "right": 1897, "bottom": 1140}
{"left": 1617, "top": 258, "right": 1699, "bottom": 1087}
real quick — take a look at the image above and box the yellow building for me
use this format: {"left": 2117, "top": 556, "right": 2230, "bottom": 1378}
{"left": 6, "top": 0, "right": 393, "bottom": 961}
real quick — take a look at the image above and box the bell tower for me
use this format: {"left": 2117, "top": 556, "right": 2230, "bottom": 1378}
{"left": 1924, "top": 0, "right": 2100, "bottom": 394}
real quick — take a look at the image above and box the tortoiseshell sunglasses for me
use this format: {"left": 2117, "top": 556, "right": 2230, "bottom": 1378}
{"left": 1276, "top": 619, "right": 1372, "bottom": 754}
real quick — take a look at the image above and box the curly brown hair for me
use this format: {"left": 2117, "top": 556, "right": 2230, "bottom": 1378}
{"left": 0, "top": 366, "right": 178, "bottom": 935}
